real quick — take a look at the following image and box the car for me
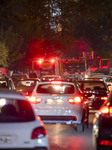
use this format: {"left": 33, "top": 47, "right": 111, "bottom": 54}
{"left": 0, "top": 89, "right": 49, "bottom": 150}
{"left": 15, "top": 78, "right": 40, "bottom": 96}
{"left": 92, "top": 92, "right": 112, "bottom": 150}
{"left": 0, "top": 74, "right": 15, "bottom": 90}
{"left": 28, "top": 80, "right": 89, "bottom": 132}
{"left": 11, "top": 73, "right": 29, "bottom": 86}
{"left": 40, "top": 75, "right": 61, "bottom": 81}
{"left": 77, "top": 80, "right": 109, "bottom": 113}
{"left": 63, "top": 74, "right": 83, "bottom": 81}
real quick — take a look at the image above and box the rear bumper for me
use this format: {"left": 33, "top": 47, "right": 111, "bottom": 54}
{"left": 40, "top": 115, "right": 81, "bottom": 124}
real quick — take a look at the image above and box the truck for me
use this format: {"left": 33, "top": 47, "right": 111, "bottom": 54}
{"left": 32, "top": 57, "right": 62, "bottom": 78}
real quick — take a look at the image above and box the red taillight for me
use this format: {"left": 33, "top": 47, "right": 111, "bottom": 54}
{"left": 100, "top": 106, "right": 112, "bottom": 117}
{"left": 100, "top": 96, "right": 107, "bottom": 100}
{"left": 68, "top": 96, "right": 82, "bottom": 104}
{"left": 28, "top": 96, "right": 42, "bottom": 104}
{"left": 100, "top": 140, "right": 112, "bottom": 146}
{"left": 31, "top": 127, "right": 46, "bottom": 139}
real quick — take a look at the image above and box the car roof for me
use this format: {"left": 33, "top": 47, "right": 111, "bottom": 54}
{"left": 77, "top": 80, "right": 105, "bottom": 83}
{"left": 41, "top": 75, "right": 60, "bottom": 77}
{"left": 0, "top": 89, "right": 27, "bottom": 100}
{"left": 38, "top": 80, "right": 76, "bottom": 85}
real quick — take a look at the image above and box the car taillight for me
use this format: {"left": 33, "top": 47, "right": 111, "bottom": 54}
{"left": 100, "top": 96, "right": 107, "bottom": 100}
{"left": 31, "top": 127, "right": 46, "bottom": 139}
{"left": 100, "top": 140, "right": 112, "bottom": 146}
{"left": 28, "top": 96, "right": 42, "bottom": 104}
{"left": 68, "top": 96, "right": 82, "bottom": 104}
{"left": 100, "top": 106, "right": 112, "bottom": 118}
{"left": 50, "top": 81, "right": 62, "bottom": 84}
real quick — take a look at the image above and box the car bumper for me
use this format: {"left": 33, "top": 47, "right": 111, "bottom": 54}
{"left": 39, "top": 115, "right": 81, "bottom": 124}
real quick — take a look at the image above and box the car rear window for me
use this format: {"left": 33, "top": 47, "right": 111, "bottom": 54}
{"left": 78, "top": 82, "right": 106, "bottom": 91}
{"left": 37, "top": 83, "right": 75, "bottom": 94}
{"left": 0, "top": 99, "right": 35, "bottom": 122}
{"left": 16, "top": 80, "right": 36, "bottom": 87}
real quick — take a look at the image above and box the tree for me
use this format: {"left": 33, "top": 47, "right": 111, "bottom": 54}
{"left": 0, "top": 42, "right": 8, "bottom": 67}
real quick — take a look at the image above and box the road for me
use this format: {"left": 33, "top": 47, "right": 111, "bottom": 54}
{"left": 45, "top": 113, "right": 95, "bottom": 150}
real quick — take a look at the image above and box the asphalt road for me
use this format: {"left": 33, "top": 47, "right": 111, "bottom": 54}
{"left": 45, "top": 113, "right": 95, "bottom": 150}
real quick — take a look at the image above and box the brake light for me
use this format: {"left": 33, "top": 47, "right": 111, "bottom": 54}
{"left": 28, "top": 96, "right": 42, "bottom": 104}
{"left": 100, "top": 106, "right": 112, "bottom": 117}
{"left": 31, "top": 127, "right": 46, "bottom": 139}
{"left": 100, "top": 96, "right": 107, "bottom": 100}
{"left": 68, "top": 96, "right": 82, "bottom": 104}
{"left": 100, "top": 140, "right": 112, "bottom": 146}
{"left": 51, "top": 81, "right": 62, "bottom": 84}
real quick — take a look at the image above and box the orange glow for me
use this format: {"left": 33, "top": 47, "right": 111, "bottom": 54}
{"left": 28, "top": 96, "right": 42, "bottom": 104}
{"left": 37, "top": 116, "right": 42, "bottom": 121}
{"left": 101, "top": 97, "right": 107, "bottom": 100}
{"left": 100, "top": 106, "right": 109, "bottom": 114}
{"left": 38, "top": 59, "right": 43, "bottom": 64}
{"left": 50, "top": 59, "right": 55, "bottom": 63}
{"left": 68, "top": 97, "right": 82, "bottom": 104}
{"left": 74, "top": 97, "right": 82, "bottom": 103}
{"left": 100, "top": 106, "right": 112, "bottom": 117}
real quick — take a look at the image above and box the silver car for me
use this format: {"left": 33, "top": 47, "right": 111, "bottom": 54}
{"left": 28, "top": 80, "right": 89, "bottom": 131}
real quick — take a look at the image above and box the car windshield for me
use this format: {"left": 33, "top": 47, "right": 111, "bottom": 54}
{"left": 78, "top": 82, "right": 106, "bottom": 91}
{"left": 37, "top": 83, "right": 75, "bottom": 94}
{"left": 0, "top": 99, "right": 35, "bottom": 122}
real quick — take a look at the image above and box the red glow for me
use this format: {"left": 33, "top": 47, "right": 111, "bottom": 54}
{"left": 100, "top": 140, "right": 112, "bottom": 146}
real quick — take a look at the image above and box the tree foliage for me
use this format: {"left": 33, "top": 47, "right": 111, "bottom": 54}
{"left": 0, "top": 0, "right": 112, "bottom": 65}
{"left": 0, "top": 41, "right": 8, "bottom": 67}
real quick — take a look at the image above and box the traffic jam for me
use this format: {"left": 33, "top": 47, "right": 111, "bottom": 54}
{"left": 0, "top": 56, "right": 112, "bottom": 150}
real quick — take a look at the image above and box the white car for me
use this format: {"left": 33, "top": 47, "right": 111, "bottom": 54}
{"left": 40, "top": 75, "right": 61, "bottom": 81}
{"left": 0, "top": 89, "right": 49, "bottom": 150}
{"left": 28, "top": 81, "right": 89, "bottom": 131}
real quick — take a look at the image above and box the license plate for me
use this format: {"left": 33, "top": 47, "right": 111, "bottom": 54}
{"left": 46, "top": 99, "right": 63, "bottom": 105}
{"left": 0, "top": 135, "right": 12, "bottom": 144}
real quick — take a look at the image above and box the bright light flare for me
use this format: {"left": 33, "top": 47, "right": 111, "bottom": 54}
{"left": 54, "top": 85, "right": 61, "bottom": 90}
{"left": 50, "top": 59, "right": 55, "bottom": 63}
{"left": 0, "top": 98, "right": 6, "bottom": 106}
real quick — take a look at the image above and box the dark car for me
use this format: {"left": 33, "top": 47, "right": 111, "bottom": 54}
{"left": 0, "top": 74, "right": 15, "bottom": 90}
{"left": 77, "top": 80, "right": 109, "bottom": 112}
{"left": 15, "top": 78, "right": 40, "bottom": 96}
{"left": 11, "top": 73, "right": 29, "bottom": 86}
{"left": 92, "top": 92, "right": 112, "bottom": 150}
